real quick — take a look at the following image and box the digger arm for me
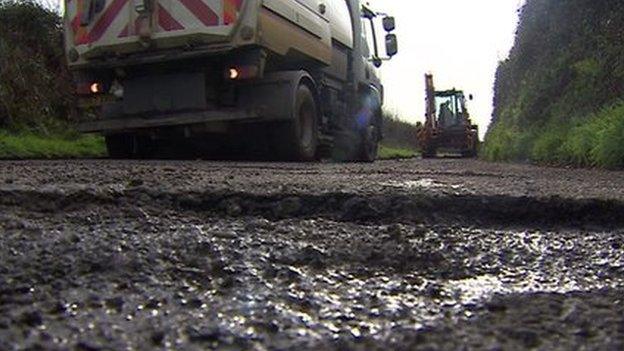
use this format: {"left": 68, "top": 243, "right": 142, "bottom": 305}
{"left": 425, "top": 74, "right": 436, "bottom": 129}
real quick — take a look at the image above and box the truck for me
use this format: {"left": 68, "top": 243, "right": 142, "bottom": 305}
{"left": 416, "top": 74, "right": 479, "bottom": 158}
{"left": 63, "top": 0, "right": 398, "bottom": 161}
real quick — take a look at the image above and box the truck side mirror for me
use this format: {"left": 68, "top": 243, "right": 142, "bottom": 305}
{"left": 372, "top": 57, "right": 382, "bottom": 68}
{"left": 385, "top": 34, "right": 398, "bottom": 57}
{"left": 383, "top": 17, "right": 396, "bottom": 32}
{"left": 469, "top": 94, "right": 474, "bottom": 101}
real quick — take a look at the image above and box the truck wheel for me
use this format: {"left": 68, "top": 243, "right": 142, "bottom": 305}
{"left": 274, "top": 84, "right": 318, "bottom": 161}
{"left": 105, "top": 134, "right": 135, "bottom": 159}
{"left": 357, "top": 123, "right": 379, "bottom": 162}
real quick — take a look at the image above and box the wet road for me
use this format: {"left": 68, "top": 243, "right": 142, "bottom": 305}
{"left": 0, "top": 159, "right": 623, "bottom": 350}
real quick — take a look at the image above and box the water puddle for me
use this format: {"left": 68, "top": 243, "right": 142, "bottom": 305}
{"left": 382, "top": 178, "right": 463, "bottom": 191}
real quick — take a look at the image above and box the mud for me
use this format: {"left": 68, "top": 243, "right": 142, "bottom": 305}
{"left": 0, "top": 159, "right": 623, "bottom": 350}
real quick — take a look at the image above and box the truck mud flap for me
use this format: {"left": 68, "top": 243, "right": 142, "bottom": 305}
{"left": 237, "top": 70, "right": 315, "bottom": 121}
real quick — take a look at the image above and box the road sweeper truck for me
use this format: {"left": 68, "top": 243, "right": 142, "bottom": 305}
{"left": 64, "top": 0, "right": 398, "bottom": 161}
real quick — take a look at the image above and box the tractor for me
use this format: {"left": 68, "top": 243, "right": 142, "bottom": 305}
{"left": 416, "top": 74, "right": 479, "bottom": 158}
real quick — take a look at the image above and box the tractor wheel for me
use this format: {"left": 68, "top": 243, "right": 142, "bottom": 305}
{"left": 272, "top": 84, "right": 318, "bottom": 161}
{"left": 471, "top": 137, "right": 480, "bottom": 157}
{"left": 462, "top": 135, "right": 479, "bottom": 158}
{"left": 421, "top": 147, "right": 437, "bottom": 159}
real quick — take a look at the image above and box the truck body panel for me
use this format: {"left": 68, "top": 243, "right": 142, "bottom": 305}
{"left": 65, "top": 0, "right": 245, "bottom": 62}
{"left": 257, "top": 6, "right": 331, "bottom": 65}
{"left": 65, "top": 0, "right": 355, "bottom": 67}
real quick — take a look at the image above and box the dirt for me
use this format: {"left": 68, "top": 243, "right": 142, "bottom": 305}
{"left": 0, "top": 159, "right": 623, "bottom": 350}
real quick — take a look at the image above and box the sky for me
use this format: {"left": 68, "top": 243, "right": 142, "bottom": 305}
{"left": 368, "top": 0, "right": 525, "bottom": 136}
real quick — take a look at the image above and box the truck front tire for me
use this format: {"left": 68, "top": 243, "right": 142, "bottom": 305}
{"left": 358, "top": 123, "right": 379, "bottom": 162}
{"left": 273, "top": 84, "right": 318, "bottom": 161}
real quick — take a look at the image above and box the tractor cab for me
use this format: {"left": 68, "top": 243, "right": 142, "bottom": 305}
{"left": 434, "top": 89, "right": 472, "bottom": 129}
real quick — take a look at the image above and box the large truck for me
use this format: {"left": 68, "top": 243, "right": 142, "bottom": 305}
{"left": 64, "top": 0, "right": 398, "bottom": 161}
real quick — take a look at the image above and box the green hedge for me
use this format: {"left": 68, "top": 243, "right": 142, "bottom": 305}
{"left": 382, "top": 112, "right": 419, "bottom": 151}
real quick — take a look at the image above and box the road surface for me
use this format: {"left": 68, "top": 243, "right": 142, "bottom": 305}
{"left": 1, "top": 159, "right": 623, "bottom": 350}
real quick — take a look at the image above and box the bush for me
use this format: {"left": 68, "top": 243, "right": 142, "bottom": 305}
{"left": 587, "top": 102, "right": 624, "bottom": 168}
{"left": 561, "top": 122, "right": 598, "bottom": 166}
{"left": 482, "top": 123, "right": 534, "bottom": 162}
{"left": 484, "top": 101, "right": 624, "bottom": 168}
{"left": 0, "top": 0, "right": 74, "bottom": 133}
{"left": 530, "top": 126, "right": 567, "bottom": 163}
{"left": 382, "top": 111, "right": 418, "bottom": 151}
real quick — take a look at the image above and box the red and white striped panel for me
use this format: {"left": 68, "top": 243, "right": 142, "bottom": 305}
{"left": 65, "top": 0, "right": 131, "bottom": 45}
{"left": 65, "top": 0, "right": 244, "bottom": 46}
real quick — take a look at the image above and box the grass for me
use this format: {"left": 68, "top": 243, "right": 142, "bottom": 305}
{"left": 0, "top": 132, "right": 421, "bottom": 161}
{"left": 482, "top": 100, "right": 624, "bottom": 169}
{"left": 0, "top": 131, "right": 106, "bottom": 159}
{"left": 378, "top": 144, "right": 418, "bottom": 160}
{"left": 565, "top": 102, "right": 624, "bottom": 168}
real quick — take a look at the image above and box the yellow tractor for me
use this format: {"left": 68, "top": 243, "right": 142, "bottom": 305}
{"left": 416, "top": 74, "right": 479, "bottom": 158}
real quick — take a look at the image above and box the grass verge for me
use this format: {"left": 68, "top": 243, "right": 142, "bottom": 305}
{"left": 483, "top": 100, "right": 624, "bottom": 169}
{"left": 378, "top": 144, "right": 418, "bottom": 160}
{"left": 0, "top": 133, "right": 421, "bottom": 161}
{"left": 0, "top": 131, "right": 106, "bottom": 159}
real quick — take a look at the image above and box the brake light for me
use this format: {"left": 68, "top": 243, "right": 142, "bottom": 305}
{"left": 77, "top": 82, "right": 104, "bottom": 95}
{"left": 90, "top": 83, "right": 103, "bottom": 94}
{"left": 228, "top": 68, "right": 240, "bottom": 80}
{"left": 225, "top": 66, "right": 259, "bottom": 80}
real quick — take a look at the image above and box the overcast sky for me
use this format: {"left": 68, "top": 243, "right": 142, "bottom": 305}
{"left": 369, "top": 0, "right": 524, "bottom": 136}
